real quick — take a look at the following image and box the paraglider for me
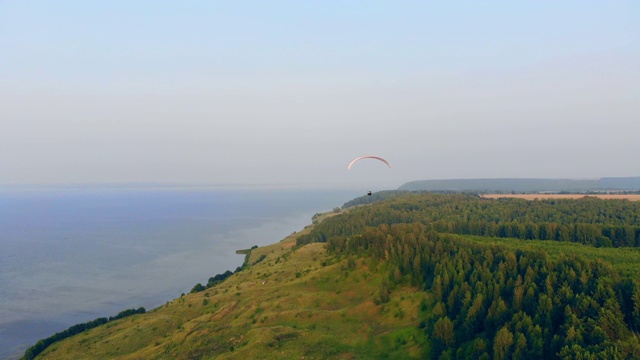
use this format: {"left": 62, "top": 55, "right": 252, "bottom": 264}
{"left": 347, "top": 155, "right": 391, "bottom": 196}
{"left": 346, "top": 155, "right": 391, "bottom": 170}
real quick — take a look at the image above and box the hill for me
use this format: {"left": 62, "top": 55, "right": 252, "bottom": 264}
{"left": 32, "top": 194, "right": 640, "bottom": 359}
{"left": 32, "top": 211, "right": 424, "bottom": 359}
{"left": 398, "top": 177, "right": 640, "bottom": 193}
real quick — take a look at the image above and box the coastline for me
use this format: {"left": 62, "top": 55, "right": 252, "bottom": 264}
{"left": 482, "top": 193, "right": 640, "bottom": 201}
{"left": 1, "top": 188, "right": 356, "bottom": 360}
{"left": 15, "top": 219, "right": 318, "bottom": 360}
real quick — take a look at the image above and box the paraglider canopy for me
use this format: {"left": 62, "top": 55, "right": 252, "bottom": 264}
{"left": 347, "top": 155, "right": 391, "bottom": 197}
{"left": 347, "top": 155, "right": 391, "bottom": 170}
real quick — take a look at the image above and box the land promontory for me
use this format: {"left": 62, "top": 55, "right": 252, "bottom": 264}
{"left": 31, "top": 192, "right": 640, "bottom": 359}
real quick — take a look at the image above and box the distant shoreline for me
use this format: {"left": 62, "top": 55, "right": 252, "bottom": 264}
{"left": 398, "top": 176, "right": 640, "bottom": 193}
{"left": 0, "top": 182, "right": 382, "bottom": 191}
{"left": 482, "top": 194, "right": 640, "bottom": 201}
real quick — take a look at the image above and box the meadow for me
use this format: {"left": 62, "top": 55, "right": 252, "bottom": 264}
{"left": 459, "top": 234, "right": 640, "bottom": 278}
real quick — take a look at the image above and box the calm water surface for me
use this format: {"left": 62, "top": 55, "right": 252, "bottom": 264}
{"left": 0, "top": 186, "right": 359, "bottom": 359}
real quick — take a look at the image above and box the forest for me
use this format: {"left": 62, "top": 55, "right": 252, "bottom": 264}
{"left": 298, "top": 193, "right": 640, "bottom": 359}
{"left": 314, "top": 193, "right": 640, "bottom": 248}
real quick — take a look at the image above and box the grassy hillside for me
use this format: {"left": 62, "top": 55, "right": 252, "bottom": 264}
{"left": 36, "top": 211, "right": 427, "bottom": 359}
{"left": 33, "top": 193, "right": 640, "bottom": 359}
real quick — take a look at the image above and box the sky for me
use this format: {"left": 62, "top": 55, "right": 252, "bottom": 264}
{"left": 1, "top": 1, "right": 639, "bottom": 188}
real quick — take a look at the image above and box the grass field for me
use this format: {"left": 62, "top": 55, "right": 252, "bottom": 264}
{"left": 457, "top": 234, "right": 640, "bottom": 278}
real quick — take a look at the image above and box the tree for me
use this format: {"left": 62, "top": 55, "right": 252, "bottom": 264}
{"left": 433, "top": 316, "right": 455, "bottom": 347}
{"left": 511, "top": 333, "right": 527, "bottom": 360}
{"left": 464, "top": 294, "right": 485, "bottom": 337}
{"left": 190, "top": 283, "right": 205, "bottom": 293}
{"left": 493, "top": 326, "right": 514, "bottom": 360}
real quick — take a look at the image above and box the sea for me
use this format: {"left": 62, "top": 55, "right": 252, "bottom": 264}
{"left": 0, "top": 185, "right": 362, "bottom": 359}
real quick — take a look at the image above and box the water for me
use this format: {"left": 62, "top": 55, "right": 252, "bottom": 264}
{"left": 0, "top": 186, "right": 360, "bottom": 359}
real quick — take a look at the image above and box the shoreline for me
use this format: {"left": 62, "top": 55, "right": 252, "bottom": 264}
{"left": 12, "top": 211, "right": 326, "bottom": 360}
{"left": 482, "top": 193, "right": 640, "bottom": 201}
{"left": 1, "top": 188, "right": 354, "bottom": 360}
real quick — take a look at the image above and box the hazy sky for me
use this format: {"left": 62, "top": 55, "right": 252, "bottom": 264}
{"left": 1, "top": 1, "right": 638, "bottom": 188}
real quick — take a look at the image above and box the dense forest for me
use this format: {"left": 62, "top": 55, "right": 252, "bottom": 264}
{"left": 316, "top": 193, "right": 640, "bottom": 248}
{"left": 298, "top": 193, "right": 640, "bottom": 359}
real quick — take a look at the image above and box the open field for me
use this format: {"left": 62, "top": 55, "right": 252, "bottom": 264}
{"left": 482, "top": 194, "right": 640, "bottom": 201}
{"left": 457, "top": 234, "right": 640, "bottom": 278}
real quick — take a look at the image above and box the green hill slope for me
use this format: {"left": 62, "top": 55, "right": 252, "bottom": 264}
{"left": 33, "top": 194, "right": 640, "bottom": 359}
{"left": 35, "top": 212, "right": 425, "bottom": 360}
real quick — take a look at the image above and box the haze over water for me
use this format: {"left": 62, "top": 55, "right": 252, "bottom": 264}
{"left": 0, "top": 186, "right": 359, "bottom": 359}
